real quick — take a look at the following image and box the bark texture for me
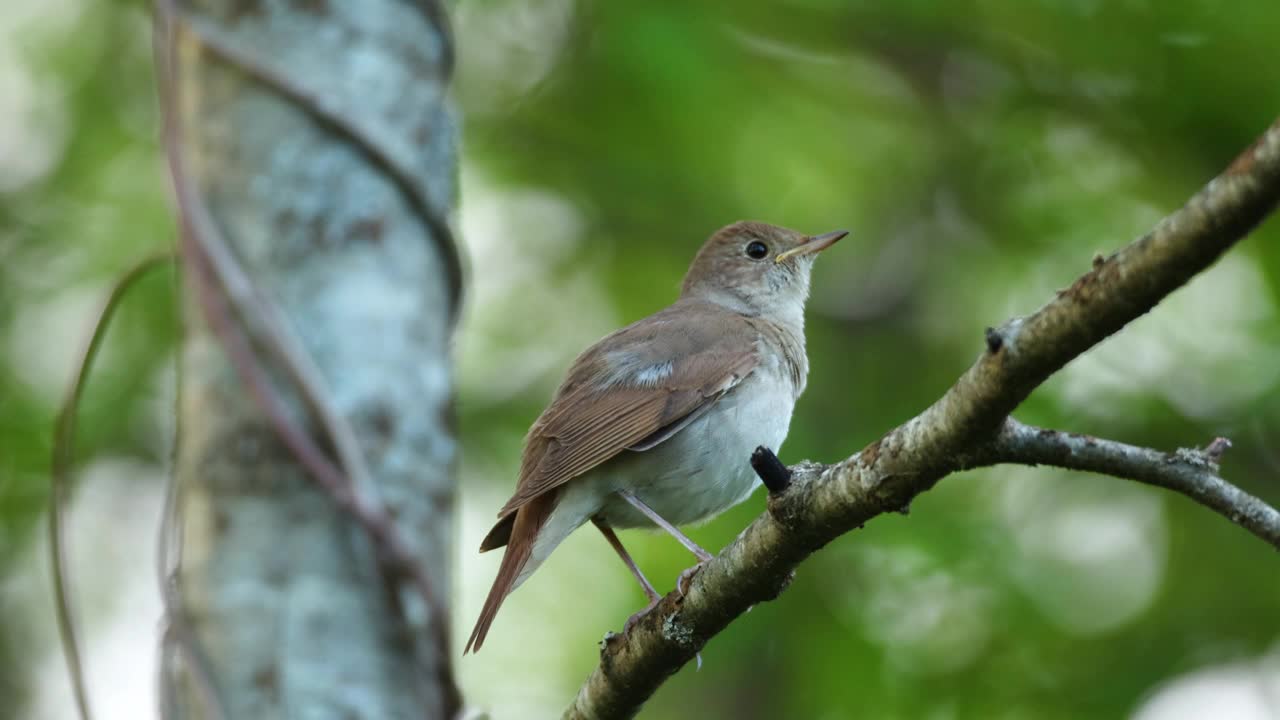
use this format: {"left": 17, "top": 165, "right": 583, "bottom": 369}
{"left": 564, "top": 118, "right": 1280, "bottom": 720}
{"left": 162, "top": 0, "right": 460, "bottom": 717}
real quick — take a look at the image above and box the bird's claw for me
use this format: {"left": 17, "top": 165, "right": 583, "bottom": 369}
{"left": 622, "top": 561, "right": 707, "bottom": 635}
{"left": 677, "top": 561, "right": 707, "bottom": 597}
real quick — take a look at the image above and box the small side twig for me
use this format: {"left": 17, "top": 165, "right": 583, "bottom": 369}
{"left": 975, "top": 419, "right": 1280, "bottom": 549}
{"left": 50, "top": 253, "right": 173, "bottom": 720}
{"left": 750, "top": 446, "right": 791, "bottom": 493}
{"left": 984, "top": 326, "right": 1004, "bottom": 353}
{"left": 1205, "top": 436, "right": 1234, "bottom": 463}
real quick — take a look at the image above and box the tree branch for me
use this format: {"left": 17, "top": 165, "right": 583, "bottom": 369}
{"left": 563, "top": 118, "right": 1280, "bottom": 720}
{"left": 967, "top": 419, "right": 1280, "bottom": 549}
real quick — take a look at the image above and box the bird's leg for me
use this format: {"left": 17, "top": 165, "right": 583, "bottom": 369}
{"left": 592, "top": 518, "right": 661, "bottom": 602}
{"left": 592, "top": 517, "right": 661, "bottom": 634}
{"left": 600, "top": 501, "right": 709, "bottom": 667}
{"left": 616, "top": 489, "right": 713, "bottom": 561}
{"left": 616, "top": 489, "right": 713, "bottom": 596}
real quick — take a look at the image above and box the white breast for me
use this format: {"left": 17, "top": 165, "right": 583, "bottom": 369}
{"left": 511, "top": 359, "right": 802, "bottom": 590}
{"left": 595, "top": 367, "right": 797, "bottom": 528}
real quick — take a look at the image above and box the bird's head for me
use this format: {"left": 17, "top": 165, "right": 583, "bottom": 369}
{"left": 680, "top": 220, "right": 847, "bottom": 324}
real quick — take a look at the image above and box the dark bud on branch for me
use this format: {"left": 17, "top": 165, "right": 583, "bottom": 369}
{"left": 751, "top": 446, "right": 791, "bottom": 494}
{"left": 984, "top": 327, "right": 1004, "bottom": 353}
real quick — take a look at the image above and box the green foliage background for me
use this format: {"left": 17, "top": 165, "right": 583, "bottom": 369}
{"left": 2, "top": 1, "right": 1279, "bottom": 718}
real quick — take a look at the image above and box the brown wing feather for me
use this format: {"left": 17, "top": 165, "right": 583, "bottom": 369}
{"left": 491, "top": 303, "right": 760, "bottom": 522}
{"left": 469, "top": 303, "right": 760, "bottom": 651}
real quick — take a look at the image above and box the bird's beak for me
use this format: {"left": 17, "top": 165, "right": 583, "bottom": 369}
{"left": 774, "top": 230, "right": 849, "bottom": 264}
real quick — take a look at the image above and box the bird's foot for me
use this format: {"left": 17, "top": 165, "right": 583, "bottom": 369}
{"left": 677, "top": 561, "right": 707, "bottom": 597}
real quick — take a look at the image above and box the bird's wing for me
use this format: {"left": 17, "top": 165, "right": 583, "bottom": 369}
{"left": 495, "top": 305, "right": 760, "bottom": 518}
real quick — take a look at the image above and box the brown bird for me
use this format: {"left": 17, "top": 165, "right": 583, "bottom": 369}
{"left": 465, "top": 220, "right": 845, "bottom": 653}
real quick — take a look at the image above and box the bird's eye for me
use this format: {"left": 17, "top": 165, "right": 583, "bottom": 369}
{"left": 745, "top": 241, "right": 768, "bottom": 259}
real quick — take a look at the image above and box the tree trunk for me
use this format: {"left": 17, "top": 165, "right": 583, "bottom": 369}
{"left": 161, "top": 0, "right": 460, "bottom": 717}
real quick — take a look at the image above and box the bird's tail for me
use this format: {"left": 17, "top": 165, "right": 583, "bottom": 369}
{"left": 465, "top": 493, "right": 557, "bottom": 653}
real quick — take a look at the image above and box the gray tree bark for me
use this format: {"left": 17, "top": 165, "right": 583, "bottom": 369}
{"left": 160, "top": 0, "right": 461, "bottom": 717}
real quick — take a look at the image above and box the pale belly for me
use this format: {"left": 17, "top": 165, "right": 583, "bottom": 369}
{"left": 514, "top": 370, "right": 798, "bottom": 589}
{"left": 593, "top": 371, "right": 796, "bottom": 528}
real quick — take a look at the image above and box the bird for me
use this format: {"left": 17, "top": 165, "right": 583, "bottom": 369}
{"left": 465, "top": 220, "right": 846, "bottom": 653}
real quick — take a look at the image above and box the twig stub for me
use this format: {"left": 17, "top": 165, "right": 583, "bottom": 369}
{"left": 1205, "top": 436, "right": 1233, "bottom": 462}
{"left": 984, "top": 326, "right": 1004, "bottom": 353}
{"left": 751, "top": 446, "right": 792, "bottom": 493}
